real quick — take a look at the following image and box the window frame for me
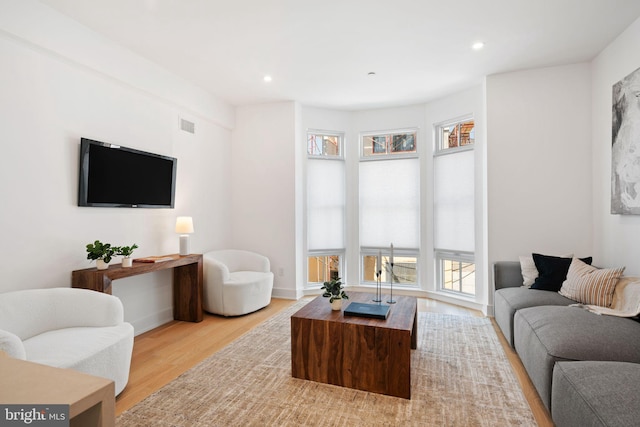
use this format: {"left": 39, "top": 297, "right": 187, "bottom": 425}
{"left": 307, "top": 130, "right": 344, "bottom": 159}
{"left": 434, "top": 117, "right": 474, "bottom": 156}
{"left": 435, "top": 250, "right": 475, "bottom": 296}
{"left": 360, "top": 128, "right": 418, "bottom": 160}
{"left": 306, "top": 251, "right": 344, "bottom": 288}
{"left": 360, "top": 247, "right": 419, "bottom": 287}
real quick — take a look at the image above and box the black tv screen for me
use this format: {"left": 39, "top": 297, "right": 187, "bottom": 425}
{"left": 78, "top": 138, "right": 177, "bottom": 208}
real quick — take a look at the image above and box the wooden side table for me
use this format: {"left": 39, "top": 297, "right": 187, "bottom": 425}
{"left": 0, "top": 356, "right": 115, "bottom": 427}
{"left": 72, "top": 253, "right": 203, "bottom": 322}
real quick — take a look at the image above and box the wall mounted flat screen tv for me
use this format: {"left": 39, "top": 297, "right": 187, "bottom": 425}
{"left": 78, "top": 138, "right": 177, "bottom": 208}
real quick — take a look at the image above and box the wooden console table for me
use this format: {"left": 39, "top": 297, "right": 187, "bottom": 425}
{"left": 72, "top": 254, "right": 203, "bottom": 322}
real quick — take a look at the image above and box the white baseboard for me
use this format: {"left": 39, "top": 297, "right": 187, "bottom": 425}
{"left": 271, "top": 287, "right": 302, "bottom": 300}
{"left": 130, "top": 308, "right": 174, "bottom": 336}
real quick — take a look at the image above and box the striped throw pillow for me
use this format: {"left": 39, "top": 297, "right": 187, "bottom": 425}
{"left": 559, "top": 258, "right": 625, "bottom": 307}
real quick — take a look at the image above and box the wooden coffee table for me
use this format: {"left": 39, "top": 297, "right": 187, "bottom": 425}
{"left": 291, "top": 292, "right": 417, "bottom": 399}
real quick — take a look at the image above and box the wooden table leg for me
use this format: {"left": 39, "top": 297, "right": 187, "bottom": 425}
{"left": 172, "top": 259, "right": 203, "bottom": 322}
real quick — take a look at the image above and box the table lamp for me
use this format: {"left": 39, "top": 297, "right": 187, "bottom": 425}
{"left": 175, "top": 216, "right": 194, "bottom": 256}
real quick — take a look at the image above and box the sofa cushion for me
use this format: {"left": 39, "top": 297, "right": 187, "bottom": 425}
{"left": 514, "top": 305, "right": 640, "bottom": 410}
{"left": 494, "top": 287, "right": 574, "bottom": 347}
{"left": 552, "top": 361, "right": 640, "bottom": 427}
{"left": 530, "top": 254, "right": 592, "bottom": 291}
{"left": 559, "top": 258, "right": 625, "bottom": 307}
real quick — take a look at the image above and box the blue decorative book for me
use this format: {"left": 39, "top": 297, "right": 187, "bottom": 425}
{"left": 344, "top": 302, "right": 390, "bottom": 320}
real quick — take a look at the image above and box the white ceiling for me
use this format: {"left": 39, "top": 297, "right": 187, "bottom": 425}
{"left": 38, "top": 0, "right": 640, "bottom": 110}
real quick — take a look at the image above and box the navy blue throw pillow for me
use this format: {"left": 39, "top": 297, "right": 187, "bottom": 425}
{"left": 530, "top": 254, "right": 593, "bottom": 291}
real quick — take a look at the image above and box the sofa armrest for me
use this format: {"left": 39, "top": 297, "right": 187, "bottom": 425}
{"left": 493, "top": 261, "right": 524, "bottom": 290}
{"left": 0, "top": 288, "right": 124, "bottom": 340}
{"left": 0, "top": 329, "right": 26, "bottom": 360}
{"left": 203, "top": 255, "right": 231, "bottom": 283}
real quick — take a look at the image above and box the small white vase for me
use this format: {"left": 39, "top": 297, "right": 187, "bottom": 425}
{"left": 96, "top": 259, "right": 109, "bottom": 270}
{"left": 122, "top": 257, "right": 133, "bottom": 268}
{"left": 331, "top": 299, "right": 342, "bottom": 311}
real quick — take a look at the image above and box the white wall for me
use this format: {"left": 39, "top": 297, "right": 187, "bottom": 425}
{"left": 231, "top": 102, "right": 300, "bottom": 299}
{"left": 591, "top": 16, "right": 640, "bottom": 275}
{"left": 486, "top": 63, "right": 593, "bottom": 275}
{"left": 0, "top": 1, "right": 233, "bottom": 334}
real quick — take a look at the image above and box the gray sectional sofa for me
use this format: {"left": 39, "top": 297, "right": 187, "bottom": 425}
{"left": 494, "top": 261, "right": 640, "bottom": 427}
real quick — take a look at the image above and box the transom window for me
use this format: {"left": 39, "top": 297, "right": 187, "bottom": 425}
{"left": 308, "top": 132, "right": 342, "bottom": 157}
{"left": 362, "top": 130, "right": 417, "bottom": 157}
{"left": 438, "top": 119, "right": 474, "bottom": 151}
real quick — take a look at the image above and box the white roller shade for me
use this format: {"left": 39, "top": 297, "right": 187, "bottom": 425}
{"left": 434, "top": 150, "right": 475, "bottom": 252}
{"left": 359, "top": 158, "right": 420, "bottom": 248}
{"left": 307, "top": 159, "right": 345, "bottom": 250}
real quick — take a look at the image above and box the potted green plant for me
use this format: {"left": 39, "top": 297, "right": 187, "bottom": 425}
{"left": 321, "top": 277, "right": 348, "bottom": 311}
{"left": 116, "top": 244, "right": 138, "bottom": 268}
{"left": 86, "top": 240, "right": 117, "bottom": 270}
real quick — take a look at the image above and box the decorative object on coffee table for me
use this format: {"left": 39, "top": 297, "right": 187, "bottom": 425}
{"left": 344, "top": 301, "right": 390, "bottom": 319}
{"left": 116, "top": 243, "right": 138, "bottom": 267}
{"left": 388, "top": 243, "right": 396, "bottom": 304}
{"left": 86, "top": 240, "right": 117, "bottom": 270}
{"left": 321, "top": 277, "right": 348, "bottom": 310}
{"left": 373, "top": 250, "right": 382, "bottom": 302}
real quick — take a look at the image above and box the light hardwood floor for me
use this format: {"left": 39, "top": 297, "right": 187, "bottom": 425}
{"left": 116, "top": 297, "right": 553, "bottom": 426}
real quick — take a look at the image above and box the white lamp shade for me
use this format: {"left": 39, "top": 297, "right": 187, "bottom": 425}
{"left": 175, "top": 216, "right": 194, "bottom": 234}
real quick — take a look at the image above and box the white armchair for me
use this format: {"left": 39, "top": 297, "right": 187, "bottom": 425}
{"left": 203, "top": 249, "right": 274, "bottom": 316}
{"left": 0, "top": 287, "right": 134, "bottom": 396}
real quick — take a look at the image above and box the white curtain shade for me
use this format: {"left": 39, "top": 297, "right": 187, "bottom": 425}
{"left": 359, "top": 158, "right": 420, "bottom": 248}
{"left": 307, "top": 159, "right": 345, "bottom": 250}
{"left": 434, "top": 150, "right": 475, "bottom": 252}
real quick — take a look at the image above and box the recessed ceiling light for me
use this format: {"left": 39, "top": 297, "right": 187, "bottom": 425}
{"left": 472, "top": 41, "right": 485, "bottom": 50}
{"left": 367, "top": 72, "right": 376, "bottom": 78}
{"left": 263, "top": 75, "right": 273, "bottom": 83}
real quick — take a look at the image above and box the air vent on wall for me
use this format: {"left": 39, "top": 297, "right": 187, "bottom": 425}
{"left": 180, "top": 118, "right": 195, "bottom": 134}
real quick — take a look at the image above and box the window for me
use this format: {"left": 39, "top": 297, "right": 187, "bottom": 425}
{"left": 360, "top": 129, "right": 419, "bottom": 287}
{"left": 362, "top": 131, "right": 417, "bottom": 157}
{"left": 436, "top": 251, "right": 475, "bottom": 295}
{"left": 438, "top": 119, "right": 474, "bottom": 151}
{"left": 434, "top": 118, "right": 475, "bottom": 296}
{"left": 362, "top": 251, "right": 417, "bottom": 284}
{"left": 307, "top": 131, "right": 345, "bottom": 286}
{"left": 308, "top": 133, "right": 341, "bottom": 157}
{"left": 308, "top": 254, "right": 341, "bottom": 284}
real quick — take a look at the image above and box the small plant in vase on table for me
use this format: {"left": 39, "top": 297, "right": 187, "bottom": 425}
{"left": 116, "top": 244, "right": 138, "bottom": 268}
{"left": 321, "top": 277, "right": 348, "bottom": 311}
{"left": 86, "top": 240, "right": 117, "bottom": 270}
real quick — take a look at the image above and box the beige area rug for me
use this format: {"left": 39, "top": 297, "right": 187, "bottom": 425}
{"left": 117, "top": 300, "right": 535, "bottom": 426}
